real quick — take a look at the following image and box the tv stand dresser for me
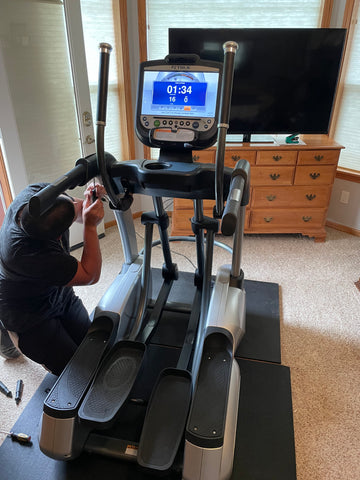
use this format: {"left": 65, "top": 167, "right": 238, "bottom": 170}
{"left": 171, "top": 135, "right": 343, "bottom": 242}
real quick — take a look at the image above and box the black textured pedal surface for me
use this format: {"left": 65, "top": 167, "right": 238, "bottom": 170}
{"left": 138, "top": 368, "right": 192, "bottom": 471}
{"left": 43, "top": 329, "right": 111, "bottom": 418}
{"left": 186, "top": 333, "right": 232, "bottom": 448}
{"left": 78, "top": 341, "right": 145, "bottom": 427}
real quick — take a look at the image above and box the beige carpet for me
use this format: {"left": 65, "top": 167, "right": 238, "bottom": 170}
{"left": 1, "top": 220, "right": 359, "bottom": 480}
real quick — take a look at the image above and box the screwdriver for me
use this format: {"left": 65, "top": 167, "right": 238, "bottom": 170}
{"left": 0, "top": 430, "right": 32, "bottom": 445}
{"left": 0, "top": 380, "right": 12, "bottom": 398}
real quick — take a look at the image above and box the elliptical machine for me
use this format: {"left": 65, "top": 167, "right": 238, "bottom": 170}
{"left": 34, "top": 41, "right": 250, "bottom": 480}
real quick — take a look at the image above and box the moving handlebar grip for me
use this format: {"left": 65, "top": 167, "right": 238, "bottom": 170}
{"left": 214, "top": 41, "right": 238, "bottom": 219}
{"left": 96, "top": 43, "right": 123, "bottom": 210}
{"left": 221, "top": 159, "right": 250, "bottom": 236}
{"left": 218, "top": 41, "right": 238, "bottom": 126}
{"left": 28, "top": 156, "right": 99, "bottom": 217}
{"left": 97, "top": 43, "right": 112, "bottom": 125}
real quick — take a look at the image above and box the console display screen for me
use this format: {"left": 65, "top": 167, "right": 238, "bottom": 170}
{"left": 141, "top": 70, "right": 219, "bottom": 118}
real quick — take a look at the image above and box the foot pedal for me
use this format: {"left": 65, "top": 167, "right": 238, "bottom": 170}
{"left": 43, "top": 313, "right": 118, "bottom": 419}
{"left": 186, "top": 333, "right": 232, "bottom": 449}
{"left": 78, "top": 341, "right": 145, "bottom": 428}
{"left": 137, "top": 368, "right": 192, "bottom": 472}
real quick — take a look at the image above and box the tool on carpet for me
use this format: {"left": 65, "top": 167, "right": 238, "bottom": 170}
{"left": 15, "top": 380, "right": 24, "bottom": 405}
{"left": 0, "top": 430, "right": 32, "bottom": 445}
{"left": 0, "top": 380, "right": 12, "bottom": 398}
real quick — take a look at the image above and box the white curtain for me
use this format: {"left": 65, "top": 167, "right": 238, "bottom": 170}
{"left": 146, "top": 0, "right": 323, "bottom": 61}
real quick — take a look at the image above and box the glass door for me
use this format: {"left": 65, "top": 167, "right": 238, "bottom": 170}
{"left": 0, "top": 0, "right": 99, "bottom": 242}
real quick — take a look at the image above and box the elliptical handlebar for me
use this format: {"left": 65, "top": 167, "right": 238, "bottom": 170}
{"left": 214, "top": 41, "right": 238, "bottom": 219}
{"left": 221, "top": 159, "right": 250, "bottom": 236}
{"left": 28, "top": 155, "right": 99, "bottom": 217}
{"left": 96, "top": 43, "right": 125, "bottom": 210}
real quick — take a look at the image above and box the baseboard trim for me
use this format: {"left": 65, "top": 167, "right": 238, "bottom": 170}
{"left": 326, "top": 220, "right": 360, "bottom": 237}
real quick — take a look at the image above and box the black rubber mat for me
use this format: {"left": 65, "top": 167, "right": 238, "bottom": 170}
{"left": 150, "top": 269, "right": 281, "bottom": 363}
{"left": 0, "top": 281, "right": 293, "bottom": 479}
{"left": 0, "top": 354, "right": 296, "bottom": 479}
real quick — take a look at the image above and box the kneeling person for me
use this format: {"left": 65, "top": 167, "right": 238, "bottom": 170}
{"left": 0, "top": 182, "right": 106, "bottom": 375}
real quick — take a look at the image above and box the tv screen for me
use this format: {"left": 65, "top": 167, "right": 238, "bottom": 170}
{"left": 169, "top": 28, "right": 346, "bottom": 140}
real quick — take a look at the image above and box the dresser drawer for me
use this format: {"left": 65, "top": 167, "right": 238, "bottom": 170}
{"left": 251, "top": 186, "right": 331, "bottom": 208}
{"left": 173, "top": 198, "right": 215, "bottom": 212}
{"left": 250, "top": 208, "right": 326, "bottom": 228}
{"left": 294, "top": 165, "right": 336, "bottom": 185}
{"left": 297, "top": 149, "right": 340, "bottom": 165}
{"left": 251, "top": 166, "right": 295, "bottom": 185}
{"left": 224, "top": 149, "right": 256, "bottom": 167}
{"left": 192, "top": 150, "right": 215, "bottom": 163}
{"left": 256, "top": 150, "right": 297, "bottom": 165}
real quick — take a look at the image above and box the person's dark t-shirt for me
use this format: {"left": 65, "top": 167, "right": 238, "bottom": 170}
{"left": 0, "top": 183, "right": 78, "bottom": 332}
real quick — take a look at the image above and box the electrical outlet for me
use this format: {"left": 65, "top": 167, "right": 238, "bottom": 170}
{"left": 340, "top": 190, "right": 350, "bottom": 204}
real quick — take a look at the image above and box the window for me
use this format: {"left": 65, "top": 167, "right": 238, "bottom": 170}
{"left": 80, "top": 0, "right": 125, "bottom": 161}
{"left": 145, "top": 0, "right": 325, "bottom": 61}
{"left": 332, "top": 0, "right": 360, "bottom": 173}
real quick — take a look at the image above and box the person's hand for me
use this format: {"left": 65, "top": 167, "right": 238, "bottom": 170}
{"left": 82, "top": 189, "right": 105, "bottom": 227}
{"left": 84, "top": 183, "right": 107, "bottom": 201}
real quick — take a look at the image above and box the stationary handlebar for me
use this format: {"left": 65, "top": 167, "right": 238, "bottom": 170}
{"left": 221, "top": 159, "right": 250, "bottom": 236}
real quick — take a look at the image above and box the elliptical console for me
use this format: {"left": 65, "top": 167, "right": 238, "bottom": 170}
{"left": 136, "top": 54, "right": 222, "bottom": 152}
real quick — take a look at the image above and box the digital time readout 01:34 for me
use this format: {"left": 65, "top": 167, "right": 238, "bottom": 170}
{"left": 152, "top": 81, "right": 207, "bottom": 106}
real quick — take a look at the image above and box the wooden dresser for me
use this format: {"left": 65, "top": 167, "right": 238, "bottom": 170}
{"left": 171, "top": 135, "right": 343, "bottom": 242}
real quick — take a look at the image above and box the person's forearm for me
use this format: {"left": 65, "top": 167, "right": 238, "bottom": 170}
{"left": 80, "top": 224, "right": 102, "bottom": 284}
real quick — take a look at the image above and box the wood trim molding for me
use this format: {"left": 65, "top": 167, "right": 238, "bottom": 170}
{"left": 113, "top": 0, "right": 136, "bottom": 160}
{"left": 0, "top": 144, "right": 13, "bottom": 207}
{"left": 329, "top": 0, "right": 358, "bottom": 138}
{"left": 321, "top": 0, "right": 334, "bottom": 27}
{"left": 137, "top": 0, "right": 147, "bottom": 63}
{"left": 326, "top": 220, "right": 360, "bottom": 236}
{"left": 336, "top": 167, "right": 360, "bottom": 183}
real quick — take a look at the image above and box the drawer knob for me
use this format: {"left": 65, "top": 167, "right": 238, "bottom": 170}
{"left": 272, "top": 155, "right": 282, "bottom": 161}
{"left": 306, "top": 193, "right": 316, "bottom": 201}
{"left": 231, "top": 155, "right": 241, "bottom": 162}
{"left": 270, "top": 173, "right": 280, "bottom": 180}
{"left": 302, "top": 216, "right": 312, "bottom": 222}
{"left": 192, "top": 155, "right": 199, "bottom": 162}
{"left": 314, "top": 155, "right": 324, "bottom": 162}
{"left": 309, "top": 172, "right": 320, "bottom": 180}
{"left": 266, "top": 194, "right": 276, "bottom": 201}
{"left": 264, "top": 216, "right": 273, "bottom": 223}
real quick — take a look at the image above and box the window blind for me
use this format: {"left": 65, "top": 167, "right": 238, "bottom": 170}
{"left": 146, "top": 0, "right": 323, "bottom": 61}
{"left": 1, "top": 0, "right": 81, "bottom": 183}
{"left": 80, "top": 0, "right": 123, "bottom": 161}
{"left": 334, "top": 2, "right": 360, "bottom": 171}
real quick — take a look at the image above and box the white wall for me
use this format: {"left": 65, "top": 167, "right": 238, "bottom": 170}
{"left": 327, "top": 178, "right": 360, "bottom": 229}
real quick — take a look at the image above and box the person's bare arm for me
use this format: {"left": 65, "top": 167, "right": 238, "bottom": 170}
{"left": 67, "top": 185, "right": 105, "bottom": 286}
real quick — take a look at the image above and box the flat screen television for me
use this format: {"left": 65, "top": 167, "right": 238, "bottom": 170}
{"left": 169, "top": 28, "right": 346, "bottom": 142}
